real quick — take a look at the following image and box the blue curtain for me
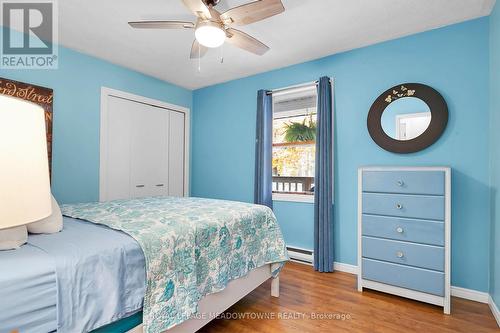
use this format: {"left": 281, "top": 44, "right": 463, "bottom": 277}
{"left": 254, "top": 90, "right": 273, "bottom": 209}
{"left": 314, "top": 76, "right": 334, "bottom": 272}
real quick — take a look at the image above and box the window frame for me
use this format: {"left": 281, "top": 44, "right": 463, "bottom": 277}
{"left": 272, "top": 192, "right": 315, "bottom": 203}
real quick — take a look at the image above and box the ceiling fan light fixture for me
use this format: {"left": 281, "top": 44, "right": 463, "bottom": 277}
{"left": 195, "top": 21, "right": 226, "bottom": 48}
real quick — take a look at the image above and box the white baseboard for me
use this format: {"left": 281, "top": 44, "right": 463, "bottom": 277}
{"left": 333, "top": 262, "right": 359, "bottom": 275}
{"left": 489, "top": 295, "right": 500, "bottom": 328}
{"left": 450, "top": 286, "right": 489, "bottom": 304}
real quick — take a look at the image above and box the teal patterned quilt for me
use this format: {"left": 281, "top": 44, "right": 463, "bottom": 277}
{"left": 61, "top": 197, "right": 288, "bottom": 333}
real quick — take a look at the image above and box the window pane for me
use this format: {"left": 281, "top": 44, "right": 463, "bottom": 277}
{"left": 272, "top": 145, "right": 316, "bottom": 177}
{"left": 272, "top": 87, "right": 317, "bottom": 196}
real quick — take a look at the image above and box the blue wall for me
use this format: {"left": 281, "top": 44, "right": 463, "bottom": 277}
{"left": 192, "top": 18, "right": 491, "bottom": 292}
{"left": 0, "top": 31, "right": 192, "bottom": 204}
{"left": 0, "top": 18, "right": 493, "bottom": 294}
{"left": 490, "top": 2, "right": 500, "bottom": 308}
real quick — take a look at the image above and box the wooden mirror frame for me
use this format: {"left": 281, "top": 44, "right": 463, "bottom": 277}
{"left": 367, "top": 83, "right": 448, "bottom": 154}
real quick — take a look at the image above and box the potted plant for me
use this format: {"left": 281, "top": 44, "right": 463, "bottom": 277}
{"left": 284, "top": 115, "right": 316, "bottom": 142}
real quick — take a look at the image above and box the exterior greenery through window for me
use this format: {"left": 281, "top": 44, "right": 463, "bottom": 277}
{"left": 272, "top": 85, "right": 317, "bottom": 196}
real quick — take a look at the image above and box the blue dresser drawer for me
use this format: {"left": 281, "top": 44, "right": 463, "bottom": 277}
{"left": 362, "top": 215, "right": 444, "bottom": 246}
{"left": 362, "top": 171, "right": 445, "bottom": 195}
{"left": 362, "top": 258, "right": 444, "bottom": 296}
{"left": 362, "top": 236, "right": 444, "bottom": 271}
{"left": 362, "top": 193, "right": 445, "bottom": 221}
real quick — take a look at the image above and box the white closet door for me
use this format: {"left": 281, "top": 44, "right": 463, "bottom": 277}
{"left": 104, "top": 96, "right": 132, "bottom": 201}
{"left": 102, "top": 91, "right": 187, "bottom": 201}
{"left": 168, "top": 111, "right": 185, "bottom": 197}
{"left": 130, "top": 102, "right": 169, "bottom": 198}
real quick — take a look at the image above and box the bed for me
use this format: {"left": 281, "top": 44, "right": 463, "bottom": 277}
{"left": 0, "top": 196, "right": 288, "bottom": 333}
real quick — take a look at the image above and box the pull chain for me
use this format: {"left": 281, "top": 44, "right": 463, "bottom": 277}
{"left": 220, "top": 43, "right": 224, "bottom": 64}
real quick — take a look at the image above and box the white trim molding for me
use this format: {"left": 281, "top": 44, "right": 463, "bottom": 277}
{"left": 450, "top": 286, "right": 489, "bottom": 304}
{"left": 272, "top": 193, "right": 314, "bottom": 203}
{"left": 333, "top": 262, "right": 358, "bottom": 275}
{"left": 489, "top": 295, "right": 500, "bottom": 327}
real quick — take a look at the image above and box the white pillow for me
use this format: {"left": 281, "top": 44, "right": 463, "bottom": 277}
{"left": 27, "top": 195, "right": 63, "bottom": 234}
{"left": 0, "top": 225, "right": 28, "bottom": 250}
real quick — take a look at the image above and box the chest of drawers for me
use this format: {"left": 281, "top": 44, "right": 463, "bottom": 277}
{"left": 357, "top": 167, "right": 451, "bottom": 314}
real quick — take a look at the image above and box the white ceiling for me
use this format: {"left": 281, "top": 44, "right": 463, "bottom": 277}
{"left": 58, "top": 0, "right": 495, "bottom": 90}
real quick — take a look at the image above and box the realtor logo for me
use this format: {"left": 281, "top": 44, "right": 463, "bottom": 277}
{"left": 1, "top": 0, "right": 58, "bottom": 69}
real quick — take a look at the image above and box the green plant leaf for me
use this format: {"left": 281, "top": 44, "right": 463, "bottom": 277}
{"left": 284, "top": 116, "right": 316, "bottom": 142}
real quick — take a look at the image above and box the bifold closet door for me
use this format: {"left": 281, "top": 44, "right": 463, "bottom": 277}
{"left": 168, "top": 111, "right": 185, "bottom": 197}
{"left": 104, "top": 96, "right": 133, "bottom": 200}
{"left": 103, "top": 95, "right": 186, "bottom": 201}
{"left": 130, "top": 102, "right": 169, "bottom": 198}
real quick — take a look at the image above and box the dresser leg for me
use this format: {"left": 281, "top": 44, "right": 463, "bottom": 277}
{"left": 271, "top": 276, "right": 279, "bottom": 297}
{"left": 444, "top": 301, "right": 450, "bottom": 315}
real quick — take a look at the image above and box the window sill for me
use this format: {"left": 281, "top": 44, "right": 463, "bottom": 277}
{"left": 272, "top": 193, "right": 314, "bottom": 203}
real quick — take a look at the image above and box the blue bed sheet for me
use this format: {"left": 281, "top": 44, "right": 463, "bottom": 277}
{"left": 0, "top": 217, "right": 146, "bottom": 333}
{"left": 0, "top": 243, "right": 57, "bottom": 333}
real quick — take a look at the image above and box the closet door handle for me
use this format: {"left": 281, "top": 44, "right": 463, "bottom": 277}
{"left": 156, "top": 184, "right": 165, "bottom": 187}
{"left": 136, "top": 184, "right": 145, "bottom": 188}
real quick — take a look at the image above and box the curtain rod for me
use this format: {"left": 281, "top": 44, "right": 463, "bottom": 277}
{"left": 266, "top": 78, "right": 332, "bottom": 95}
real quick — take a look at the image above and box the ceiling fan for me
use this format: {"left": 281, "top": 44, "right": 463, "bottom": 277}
{"left": 128, "top": 0, "right": 285, "bottom": 59}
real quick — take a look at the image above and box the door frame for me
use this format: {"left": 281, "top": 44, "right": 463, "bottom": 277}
{"left": 395, "top": 112, "right": 431, "bottom": 140}
{"left": 99, "top": 87, "right": 190, "bottom": 201}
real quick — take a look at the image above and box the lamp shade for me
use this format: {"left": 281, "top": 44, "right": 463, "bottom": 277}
{"left": 0, "top": 95, "right": 52, "bottom": 229}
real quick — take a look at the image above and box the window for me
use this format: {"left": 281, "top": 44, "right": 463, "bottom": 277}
{"left": 272, "top": 85, "right": 317, "bottom": 202}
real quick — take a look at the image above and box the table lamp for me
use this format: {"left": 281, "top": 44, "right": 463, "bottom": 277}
{"left": 0, "top": 95, "right": 52, "bottom": 250}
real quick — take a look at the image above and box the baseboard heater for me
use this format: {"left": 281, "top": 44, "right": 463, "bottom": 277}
{"left": 286, "top": 246, "right": 313, "bottom": 265}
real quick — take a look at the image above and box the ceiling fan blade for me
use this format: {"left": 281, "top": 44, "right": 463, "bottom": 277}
{"left": 225, "top": 28, "right": 269, "bottom": 55}
{"left": 128, "top": 21, "right": 195, "bottom": 29}
{"left": 190, "top": 40, "right": 208, "bottom": 59}
{"left": 182, "top": 0, "right": 212, "bottom": 19}
{"left": 220, "top": 0, "right": 284, "bottom": 26}
{"left": 208, "top": 6, "right": 221, "bottom": 21}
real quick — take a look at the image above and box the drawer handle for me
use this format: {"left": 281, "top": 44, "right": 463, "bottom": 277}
{"left": 156, "top": 184, "right": 165, "bottom": 187}
{"left": 136, "top": 185, "right": 145, "bottom": 188}
{"left": 396, "top": 251, "right": 404, "bottom": 258}
{"left": 396, "top": 226, "right": 404, "bottom": 234}
{"left": 397, "top": 180, "right": 404, "bottom": 187}
{"left": 396, "top": 203, "right": 403, "bottom": 210}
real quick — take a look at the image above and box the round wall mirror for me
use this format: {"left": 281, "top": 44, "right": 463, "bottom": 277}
{"left": 368, "top": 83, "right": 448, "bottom": 153}
{"left": 381, "top": 97, "right": 431, "bottom": 141}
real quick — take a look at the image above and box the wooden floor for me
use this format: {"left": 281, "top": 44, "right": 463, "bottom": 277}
{"left": 200, "top": 262, "right": 499, "bottom": 333}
